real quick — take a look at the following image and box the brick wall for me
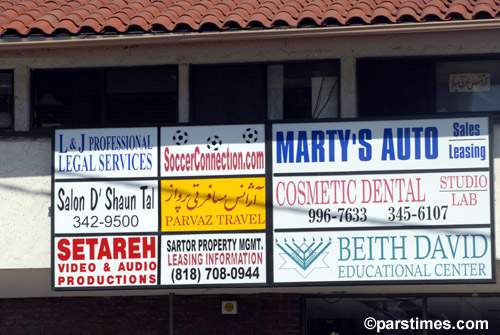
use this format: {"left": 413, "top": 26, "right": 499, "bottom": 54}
{"left": 0, "top": 294, "right": 301, "bottom": 335}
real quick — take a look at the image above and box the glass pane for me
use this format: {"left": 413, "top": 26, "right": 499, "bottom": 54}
{"left": 105, "top": 67, "right": 178, "bottom": 125}
{"left": 283, "top": 61, "right": 339, "bottom": 119}
{"left": 427, "top": 297, "right": 500, "bottom": 334}
{"left": 437, "top": 60, "right": 500, "bottom": 112}
{"left": 0, "top": 71, "right": 13, "bottom": 129}
{"left": 32, "top": 67, "right": 178, "bottom": 128}
{"left": 191, "top": 64, "right": 266, "bottom": 123}
{"left": 358, "top": 60, "right": 433, "bottom": 117}
{"left": 306, "top": 297, "right": 423, "bottom": 335}
{"left": 32, "top": 70, "right": 102, "bottom": 128}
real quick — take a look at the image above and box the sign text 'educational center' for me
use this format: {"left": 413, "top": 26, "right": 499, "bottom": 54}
{"left": 52, "top": 117, "right": 495, "bottom": 290}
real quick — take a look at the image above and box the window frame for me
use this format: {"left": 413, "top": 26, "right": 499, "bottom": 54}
{"left": 357, "top": 55, "right": 500, "bottom": 119}
{"left": 30, "top": 65, "right": 179, "bottom": 130}
{"left": 189, "top": 59, "right": 341, "bottom": 123}
{"left": 189, "top": 62, "right": 268, "bottom": 123}
{"left": 303, "top": 293, "right": 500, "bottom": 335}
{"left": 0, "top": 69, "right": 14, "bottom": 130}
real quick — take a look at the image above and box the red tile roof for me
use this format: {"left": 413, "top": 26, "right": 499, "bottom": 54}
{"left": 0, "top": 0, "right": 499, "bottom": 37}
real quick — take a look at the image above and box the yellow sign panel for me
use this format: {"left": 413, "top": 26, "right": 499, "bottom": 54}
{"left": 161, "top": 177, "right": 266, "bottom": 232}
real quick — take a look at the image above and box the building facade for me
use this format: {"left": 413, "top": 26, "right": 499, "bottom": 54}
{"left": 1, "top": 1, "right": 500, "bottom": 334}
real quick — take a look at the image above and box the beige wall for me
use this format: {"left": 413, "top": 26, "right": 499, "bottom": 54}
{"left": 1, "top": 28, "right": 500, "bottom": 297}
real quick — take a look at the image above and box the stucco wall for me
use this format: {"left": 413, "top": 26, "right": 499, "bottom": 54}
{"left": 0, "top": 137, "right": 51, "bottom": 269}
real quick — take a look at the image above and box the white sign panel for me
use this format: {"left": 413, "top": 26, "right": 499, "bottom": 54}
{"left": 274, "top": 171, "right": 490, "bottom": 229}
{"left": 449, "top": 73, "right": 491, "bottom": 92}
{"left": 54, "top": 180, "right": 158, "bottom": 234}
{"left": 55, "top": 128, "right": 158, "bottom": 179}
{"left": 273, "top": 118, "right": 489, "bottom": 174}
{"left": 54, "top": 235, "right": 158, "bottom": 288}
{"left": 161, "top": 124, "right": 265, "bottom": 177}
{"left": 272, "top": 116, "right": 493, "bottom": 285}
{"left": 274, "top": 228, "right": 492, "bottom": 283}
{"left": 160, "top": 233, "right": 266, "bottom": 285}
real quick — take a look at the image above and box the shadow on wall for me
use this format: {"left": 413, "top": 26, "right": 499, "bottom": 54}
{"left": 494, "top": 124, "right": 500, "bottom": 159}
{"left": 0, "top": 137, "right": 52, "bottom": 182}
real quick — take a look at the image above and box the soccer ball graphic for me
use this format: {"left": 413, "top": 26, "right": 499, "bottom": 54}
{"left": 206, "top": 135, "right": 222, "bottom": 151}
{"left": 242, "top": 128, "right": 259, "bottom": 143}
{"left": 172, "top": 130, "right": 188, "bottom": 145}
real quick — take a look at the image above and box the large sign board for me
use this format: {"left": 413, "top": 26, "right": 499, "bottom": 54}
{"left": 159, "top": 125, "right": 267, "bottom": 287}
{"left": 52, "top": 117, "right": 494, "bottom": 290}
{"left": 52, "top": 124, "right": 267, "bottom": 290}
{"left": 272, "top": 117, "right": 494, "bottom": 285}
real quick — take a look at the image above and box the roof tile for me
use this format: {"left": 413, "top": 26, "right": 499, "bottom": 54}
{"left": 297, "top": 12, "right": 322, "bottom": 26}
{"left": 454, "top": 0, "right": 475, "bottom": 12}
{"left": 325, "top": 4, "right": 348, "bottom": 17}
{"left": 176, "top": 15, "right": 200, "bottom": 30}
{"left": 204, "top": 8, "right": 226, "bottom": 21}
{"left": 396, "top": 6, "right": 421, "bottom": 21}
{"left": 199, "top": 15, "right": 225, "bottom": 29}
{"left": 423, "top": 0, "right": 449, "bottom": 13}
{"left": 6, "top": 20, "right": 31, "bottom": 35}
{"left": 141, "top": 6, "right": 162, "bottom": 17}
{"left": 472, "top": 3, "right": 496, "bottom": 17}
{"left": 399, "top": 1, "right": 422, "bottom": 14}
{"left": 302, "top": 3, "right": 326, "bottom": 17}
{"left": 345, "top": 8, "right": 372, "bottom": 23}
{"left": 254, "top": 6, "right": 275, "bottom": 20}
{"left": 352, "top": 3, "right": 374, "bottom": 14}
{"left": 223, "top": 12, "right": 247, "bottom": 28}
{"left": 372, "top": 7, "right": 397, "bottom": 22}
{"left": 1, "top": 0, "right": 500, "bottom": 37}
{"left": 272, "top": 11, "right": 297, "bottom": 26}
{"left": 103, "top": 17, "right": 127, "bottom": 32}
{"left": 278, "top": 4, "right": 300, "bottom": 18}
{"left": 247, "top": 12, "right": 273, "bottom": 27}
{"left": 235, "top": 2, "right": 259, "bottom": 16}
{"left": 421, "top": 5, "right": 448, "bottom": 20}
{"left": 80, "top": 17, "right": 103, "bottom": 32}
{"left": 150, "top": 15, "right": 175, "bottom": 30}
{"left": 54, "top": 19, "right": 80, "bottom": 34}
{"left": 358, "top": 0, "right": 377, "bottom": 10}
{"left": 128, "top": 16, "right": 150, "bottom": 30}
{"left": 30, "top": 20, "right": 56, "bottom": 34}
{"left": 376, "top": 2, "right": 398, "bottom": 16}
{"left": 447, "top": 3, "right": 473, "bottom": 20}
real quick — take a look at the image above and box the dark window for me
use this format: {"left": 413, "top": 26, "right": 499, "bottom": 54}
{"left": 105, "top": 68, "right": 177, "bottom": 124}
{"left": 283, "top": 61, "right": 339, "bottom": 119}
{"left": 436, "top": 60, "right": 500, "bottom": 113}
{"left": 191, "top": 61, "right": 339, "bottom": 122}
{"left": 306, "top": 296, "right": 500, "bottom": 335}
{"left": 0, "top": 71, "right": 14, "bottom": 129}
{"left": 191, "top": 64, "right": 267, "bottom": 123}
{"left": 32, "top": 67, "right": 177, "bottom": 128}
{"left": 306, "top": 297, "right": 423, "bottom": 335}
{"left": 358, "top": 60, "right": 434, "bottom": 117}
{"left": 427, "top": 297, "right": 500, "bottom": 334}
{"left": 359, "top": 57, "right": 500, "bottom": 118}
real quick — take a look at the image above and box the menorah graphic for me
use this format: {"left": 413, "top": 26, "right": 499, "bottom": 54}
{"left": 276, "top": 237, "right": 332, "bottom": 270}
